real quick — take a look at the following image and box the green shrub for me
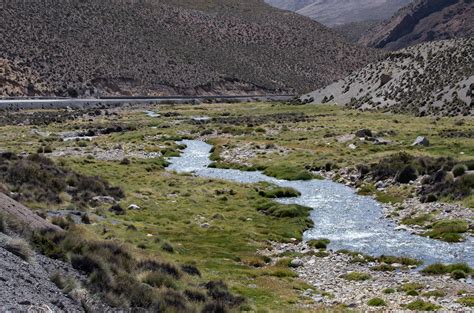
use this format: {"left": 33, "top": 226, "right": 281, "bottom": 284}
{"left": 307, "top": 238, "right": 330, "bottom": 249}
{"left": 50, "top": 272, "right": 78, "bottom": 293}
{"left": 452, "top": 164, "right": 467, "bottom": 177}
{"left": 404, "top": 299, "right": 441, "bottom": 311}
{"left": 256, "top": 183, "right": 301, "bottom": 198}
{"left": 422, "top": 290, "right": 446, "bottom": 298}
{"left": 367, "top": 297, "right": 386, "bottom": 306}
{"left": 341, "top": 272, "right": 371, "bottom": 281}
{"left": 256, "top": 201, "right": 311, "bottom": 218}
{"left": 263, "top": 164, "right": 313, "bottom": 181}
{"left": 421, "top": 263, "right": 473, "bottom": 276}
{"left": 424, "top": 219, "right": 468, "bottom": 242}
{"left": 143, "top": 271, "right": 177, "bottom": 289}
{"left": 383, "top": 288, "right": 395, "bottom": 294}
{"left": 161, "top": 242, "right": 174, "bottom": 253}
{"left": 377, "top": 255, "right": 422, "bottom": 266}
{"left": 458, "top": 296, "right": 474, "bottom": 307}
{"left": 5, "top": 238, "right": 33, "bottom": 262}
{"left": 450, "top": 270, "right": 467, "bottom": 279}
{"left": 371, "top": 264, "right": 396, "bottom": 271}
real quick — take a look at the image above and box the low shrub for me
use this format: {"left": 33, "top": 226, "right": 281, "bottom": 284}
{"left": 143, "top": 272, "right": 177, "bottom": 289}
{"left": 371, "top": 264, "right": 396, "bottom": 271}
{"left": 263, "top": 164, "right": 313, "bottom": 181}
{"left": 256, "top": 183, "right": 301, "bottom": 198}
{"left": 422, "top": 262, "right": 473, "bottom": 276}
{"left": 452, "top": 164, "right": 467, "bottom": 177}
{"left": 458, "top": 296, "right": 474, "bottom": 307}
{"left": 404, "top": 299, "right": 441, "bottom": 311}
{"left": 341, "top": 272, "right": 371, "bottom": 281}
{"left": 4, "top": 238, "right": 33, "bottom": 262}
{"left": 256, "top": 201, "right": 311, "bottom": 219}
{"left": 422, "top": 289, "right": 446, "bottom": 298}
{"left": 424, "top": 219, "right": 468, "bottom": 242}
{"left": 451, "top": 270, "right": 467, "bottom": 279}
{"left": 367, "top": 297, "right": 386, "bottom": 306}
{"left": 307, "top": 238, "right": 330, "bottom": 249}
{"left": 383, "top": 288, "right": 395, "bottom": 294}
{"left": 50, "top": 272, "right": 78, "bottom": 293}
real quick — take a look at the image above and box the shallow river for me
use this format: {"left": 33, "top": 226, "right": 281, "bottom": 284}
{"left": 167, "top": 140, "right": 474, "bottom": 266}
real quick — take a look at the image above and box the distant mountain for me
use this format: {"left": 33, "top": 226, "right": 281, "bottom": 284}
{"left": 0, "top": 0, "right": 379, "bottom": 97}
{"left": 359, "top": 0, "right": 474, "bottom": 50}
{"left": 263, "top": 0, "right": 315, "bottom": 11}
{"left": 265, "top": 0, "right": 412, "bottom": 26}
{"left": 333, "top": 20, "right": 381, "bottom": 42}
{"left": 301, "top": 38, "right": 474, "bottom": 116}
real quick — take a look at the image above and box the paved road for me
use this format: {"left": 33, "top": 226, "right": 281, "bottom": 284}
{"left": 0, "top": 95, "right": 294, "bottom": 110}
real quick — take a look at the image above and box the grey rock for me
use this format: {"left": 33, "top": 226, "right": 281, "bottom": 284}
{"left": 412, "top": 136, "right": 430, "bottom": 147}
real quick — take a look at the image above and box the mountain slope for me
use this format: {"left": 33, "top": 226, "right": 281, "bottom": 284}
{"left": 301, "top": 38, "right": 474, "bottom": 116}
{"left": 297, "top": 0, "right": 412, "bottom": 26}
{"left": 0, "top": 0, "right": 378, "bottom": 97}
{"left": 265, "top": 0, "right": 412, "bottom": 26}
{"left": 359, "top": 0, "right": 474, "bottom": 50}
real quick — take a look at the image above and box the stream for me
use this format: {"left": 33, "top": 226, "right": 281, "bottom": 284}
{"left": 167, "top": 140, "right": 474, "bottom": 266}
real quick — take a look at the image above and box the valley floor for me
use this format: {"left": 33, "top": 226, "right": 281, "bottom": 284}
{"left": 0, "top": 102, "right": 472, "bottom": 311}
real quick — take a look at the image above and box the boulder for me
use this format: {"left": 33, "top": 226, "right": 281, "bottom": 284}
{"left": 290, "top": 258, "right": 304, "bottom": 268}
{"left": 127, "top": 204, "right": 141, "bottom": 210}
{"left": 412, "top": 136, "right": 429, "bottom": 146}
{"left": 355, "top": 129, "right": 373, "bottom": 138}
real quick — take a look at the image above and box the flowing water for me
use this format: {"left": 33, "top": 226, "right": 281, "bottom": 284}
{"left": 167, "top": 140, "right": 474, "bottom": 266}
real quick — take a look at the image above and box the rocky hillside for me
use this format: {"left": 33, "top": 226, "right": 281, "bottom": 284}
{"left": 359, "top": 0, "right": 474, "bottom": 50}
{"left": 0, "top": 0, "right": 378, "bottom": 97}
{"left": 301, "top": 38, "right": 474, "bottom": 116}
{"left": 265, "top": 0, "right": 412, "bottom": 26}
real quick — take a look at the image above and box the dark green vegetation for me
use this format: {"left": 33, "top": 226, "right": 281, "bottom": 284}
{"left": 0, "top": 152, "right": 124, "bottom": 208}
{"left": 458, "top": 296, "right": 474, "bottom": 307}
{"left": 307, "top": 238, "right": 330, "bottom": 249}
{"left": 0, "top": 0, "right": 377, "bottom": 97}
{"left": 34, "top": 227, "right": 244, "bottom": 311}
{"left": 341, "top": 272, "right": 371, "bottom": 281}
{"left": 359, "top": 152, "right": 473, "bottom": 204}
{"left": 0, "top": 102, "right": 472, "bottom": 311}
{"left": 421, "top": 263, "right": 473, "bottom": 279}
{"left": 255, "top": 182, "right": 301, "bottom": 198}
{"left": 404, "top": 299, "right": 441, "bottom": 311}
{"left": 367, "top": 297, "right": 386, "bottom": 307}
{"left": 423, "top": 219, "right": 469, "bottom": 242}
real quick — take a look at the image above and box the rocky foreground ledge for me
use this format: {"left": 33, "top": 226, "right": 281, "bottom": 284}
{"left": 260, "top": 242, "right": 474, "bottom": 311}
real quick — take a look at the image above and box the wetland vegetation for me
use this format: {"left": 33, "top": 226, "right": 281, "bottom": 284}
{"left": 0, "top": 102, "right": 472, "bottom": 311}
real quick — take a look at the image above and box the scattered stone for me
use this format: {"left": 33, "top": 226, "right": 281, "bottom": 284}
{"left": 127, "top": 204, "right": 141, "bottom": 210}
{"left": 290, "top": 258, "right": 304, "bottom": 268}
{"left": 412, "top": 136, "right": 430, "bottom": 147}
{"left": 355, "top": 129, "right": 373, "bottom": 138}
{"left": 348, "top": 144, "right": 357, "bottom": 150}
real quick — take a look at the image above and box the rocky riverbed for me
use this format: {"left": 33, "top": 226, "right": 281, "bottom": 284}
{"left": 260, "top": 241, "right": 474, "bottom": 311}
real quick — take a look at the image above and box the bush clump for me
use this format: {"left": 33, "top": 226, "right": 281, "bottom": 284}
{"left": 404, "top": 299, "right": 441, "bottom": 311}
{"left": 421, "top": 262, "right": 473, "bottom": 276}
{"left": 256, "top": 183, "right": 301, "bottom": 198}
{"left": 307, "top": 238, "right": 330, "bottom": 249}
{"left": 452, "top": 164, "right": 467, "bottom": 177}
{"left": 0, "top": 152, "right": 124, "bottom": 207}
{"left": 341, "top": 272, "right": 371, "bottom": 281}
{"left": 256, "top": 201, "right": 311, "bottom": 219}
{"left": 367, "top": 297, "right": 386, "bottom": 306}
{"left": 423, "top": 219, "right": 469, "bottom": 242}
{"left": 263, "top": 164, "right": 313, "bottom": 181}
{"left": 458, "top": 296, "right": 474, "bottom": 307}
{"left": 4, "top": 238, "right": 33, "bottom": 262}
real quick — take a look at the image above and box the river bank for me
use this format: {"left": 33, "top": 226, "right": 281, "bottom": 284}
{"left": 260, "top": 241, "right": 474, "bottom": 311}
